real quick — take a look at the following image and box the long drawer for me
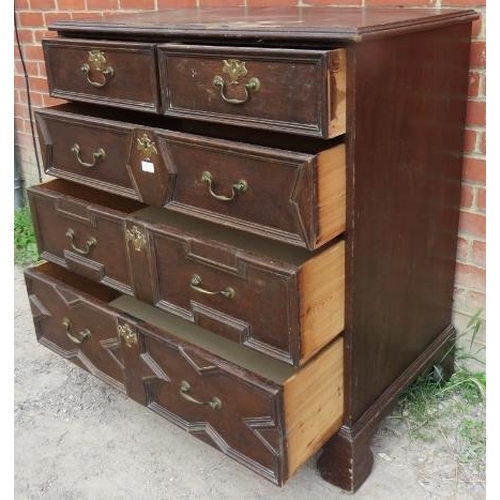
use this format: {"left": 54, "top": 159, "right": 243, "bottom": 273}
{"left": 28, "top": 180, "right": 345, "bottom": 366}
{"left": 25, "top": 262, "right": 344, "bottom": 486}
{"left": 36, "top": 105, "right": 346, "bottom": 250}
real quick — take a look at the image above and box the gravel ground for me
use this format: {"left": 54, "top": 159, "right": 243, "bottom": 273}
{"left": 14, "top": 265, "right": 486, "bottom": 499}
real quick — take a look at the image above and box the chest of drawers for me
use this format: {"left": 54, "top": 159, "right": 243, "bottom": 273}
{"left": 24, "top": 6, "right": 477, "bottom": 492}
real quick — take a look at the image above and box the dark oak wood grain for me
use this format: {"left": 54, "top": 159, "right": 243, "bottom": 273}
{"left": 159, "top": 45, "right": 345, "bottom": 139}
{"left": 35, "top": 104, "right": 345, "bottom": 250}
{"left": 43, "top": 38, "right": 160, "bottom": 112}
{"left": 25, "top": 262, "right": 344, "bottom": 486}
{"left": 49, "top": 7, "right": 477, "bottom": 43}
{"left": 27, "top": 179, "right": 145, "bottom": 294}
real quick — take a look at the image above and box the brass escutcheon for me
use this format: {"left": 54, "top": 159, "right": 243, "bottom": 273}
{"left": 136, "top": 133, "right": 158, "bottom": 161}
{"left": 125, "top": 226, "right": 146, "bottom": 252}
{"left": 117, "top": 323, "right": 137, "bottom": 348}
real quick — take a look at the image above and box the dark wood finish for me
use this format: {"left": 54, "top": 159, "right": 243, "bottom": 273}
{"left": 43, "top": 38, "right": 160, "bottom": 112}
{"left": 35, "top": 104, "right": 345, "bottom": 250}
{"left": 24, "top": 262, "right": 125, "bottom": 392}
{"left": 24, "top": 263, "right": 344, "bottom": 486}
{"left": 27, "top": 6, "right": 477, "bottom": 493}
{"left": 318, "top": 325, "right": 456, "bottom": 492}
{"left": 35, "top": 107, "right": 137, "bottom": 199}
{"left": 342, "top": 22, "right": 473, "bottom": 425}
{"left": 126, "top": 207, "right": 344, "bottom": 366}
{"left": 159, "top": 45, "right": 345, "bottom": 139}
{"left": 50, "top": 7, "right": 477, "bottom": 43}
{"left": 27, "top": 180, "right": 145, "bottom": 294}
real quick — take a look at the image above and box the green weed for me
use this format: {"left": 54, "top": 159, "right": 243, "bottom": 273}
{"left": 14, "top": 206, "right": 39, "bottom": 265}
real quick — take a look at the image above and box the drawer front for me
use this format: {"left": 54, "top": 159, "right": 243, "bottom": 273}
{"left": 36, "top": 109, "right": 137, "bottom": 199}
{"left": 24, "top": 263, "right": 344, "bottom": 486}
{"left": 157, "top": 132, "right": 345, "bottom": 250}
{"left": 43, "top": 39, "right": 160, "bottom": 112}
{"left": 28, "top": 184, "right": 133, "bottom": 295}
{"left": 36, "top": 106, "right": 345, "bottom": 249}
{"left": 24, "top": 265, "right": 125, "bottom": 392}
{"left": 158, "top": 45, "right": 346, "bottom": 138}
{"left": 139, "top": 226, "right": 300, "bottom": 364}
{"left": 120, "top": 317, "right": 286, "bottom": 484}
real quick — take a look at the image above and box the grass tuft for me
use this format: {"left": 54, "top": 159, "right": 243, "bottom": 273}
{"left": 14, "top": 206, "right": 39, "bottom": 265}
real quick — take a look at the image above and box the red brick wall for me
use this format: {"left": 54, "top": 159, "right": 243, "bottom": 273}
{"left": 14, "top": 0, "right": 486, "bottom": 347}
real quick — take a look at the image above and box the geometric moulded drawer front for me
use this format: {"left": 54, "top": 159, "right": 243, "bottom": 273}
{"left": 27, "top": 180, "right": 345, "bottom": 367}
{"left": 24, "top": 262, "right": 344, "bottom": 486}
{"left": 35, "top": 104, "right": 346, "bottom": 250}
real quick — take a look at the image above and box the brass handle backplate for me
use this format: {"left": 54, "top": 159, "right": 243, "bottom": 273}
{"left": 81, "top": 50, "right": 114, "bottom": 88}
{"left": 71, "top": 143, "right": 106, "bottom": 168}
{"left": 190, "top": 274, "right": 235, "bottom": 299}
{"left": 179, "top": 380, "right": 222, "bottom": 410}
{"left": 212, "top": 59, "right": 260, "bottom": 105}
{"left": 65, "top": 228, "right": 97, "bottom": 256}
{"left": 62, "top": 317, "right": 91, "bottom": 344}
{"left": 201, "top": 171, "right": 247, "bottom": 202}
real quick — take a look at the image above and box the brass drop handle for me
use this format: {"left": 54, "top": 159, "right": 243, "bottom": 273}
{"left": 212, "top": 75, "right": 260, "bottom": 105}
{"left": 71, "top": 143, "right": 105, "bottom": 168}
{"left": 81, "top": 62, "right": 114, "bottom": 88}
{"left": 179, "top": 380, "right": 222, "bottom": 410}
{"left": 190, "top": 274, "right": 235, "bottom": 299}
{"left": 201, "top": 171, "right": 248, "bottom": 202}
{"left": 65, "top": 228, "right": 97, "bottom": 256}
{"left": 62, "top": 317, "right": 91, "bottom": 344}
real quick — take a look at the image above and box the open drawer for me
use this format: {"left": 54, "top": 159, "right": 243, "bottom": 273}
{"left": 24, "top": 262, "right": 344, "bottom": 485}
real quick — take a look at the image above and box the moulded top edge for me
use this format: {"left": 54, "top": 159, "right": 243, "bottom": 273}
{"left": 49, "top": 6, "right": 479, "bottom": 43}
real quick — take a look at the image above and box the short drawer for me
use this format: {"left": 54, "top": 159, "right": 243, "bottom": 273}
{"left": 24, "top": 262, "right": 126, "bottom": 393}
{"left": 36, "top": 104, "right": 346, "bottom": 250}
{"left": 27, "top": 179, "right": 145, "bottom": 294}
{"left": 158, "top": 45, "right": 346, "bottom": 139}
{"left": 127, "top": 207, "right": 345, "bottom": 366}
{"left": 24, "top": 262, "right": 344, "bottom": 486}
{"left": 43, "top": 38, "right": 160, "bottom": 112}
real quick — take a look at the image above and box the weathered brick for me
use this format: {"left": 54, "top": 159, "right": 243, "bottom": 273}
{"left": 87, "top": 0, "right": 120, "bottom": 9}
{"left": 479, "top": 131, "right": 486, "bottom": 154}
{"left": 57, "top": 0, "right": 86, "bottom": 8}
{"left": 44, "top": 12, "right": 72, "bottom": 26}
{"left": 23, "top": 44, "right": 45, "bottom": 61}
{"left": 456, "top": 236, "right": 470, "bottom": 262}
{"left": 199, "top": 0, "right": 245, "bottom": 5}
{"left": 455, "top": 262, "right": 485, "bottom": 291}
{"left": 458, "top": 210, "right": 486, "bottom": 239}
{"left": 471, "top": 240, "right": 485, "bottom": 267}
{"left": 453, "top": 289, "right": 486, "bottom": 321}
{"left": 462, "top": 129, "right": 478, "bottom": 154}
{"left": 476, "top": 187, "right": 485, "bottom": 212}
{"left": 303, "top": 0, "right": 362, "bottom": 4}
{"left": 30, "top": 0, "right": 56, "bottom": 9}
{"left": 28, "top": 76, "right": 49, "bottom": 93}
{"left": 365, "top": 0, "right": 437, "bottom": 5}
{"left": 469, "top": 41, "right": 486, "bottom": 67}
{"left": 120, "top": 0, "right": 156, "bottom": 8}
{"left": 18, "top": 12, "right": 45, "bottom": 27}
{"left": 466, "top": 100, "right": 485, "bottom": 127}
{"left": 460, "top": 184, "right": 474, "bottom": 209}
{"left": 14, "top": 28, "right": 34, "bottom": 44}
{"left": 467, "top": 71, "right": 481, "bottom": 97}
{"left": 157, "top": 0, "right": 197, "bottom": 6}
{"left": 248, "top": 0, "right": 296, "bottom": 6}
{"left": 462, "top": 156, "right": 485, "bottom": 184}
{"left": 442, "top": 0, "right": 485, "bottom": 6}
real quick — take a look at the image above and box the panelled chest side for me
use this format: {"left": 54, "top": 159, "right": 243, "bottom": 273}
{"left": 24, "top": 6, "right": 477, "bottom": 493}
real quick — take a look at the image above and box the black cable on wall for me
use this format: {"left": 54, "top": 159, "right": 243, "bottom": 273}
{"left": 14, "top": 3, "right": 43, "bottom": 184}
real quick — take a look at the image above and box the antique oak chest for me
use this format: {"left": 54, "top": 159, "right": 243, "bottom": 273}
{"left": 24, "top": 6, "right": 477, "bottom": 492}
